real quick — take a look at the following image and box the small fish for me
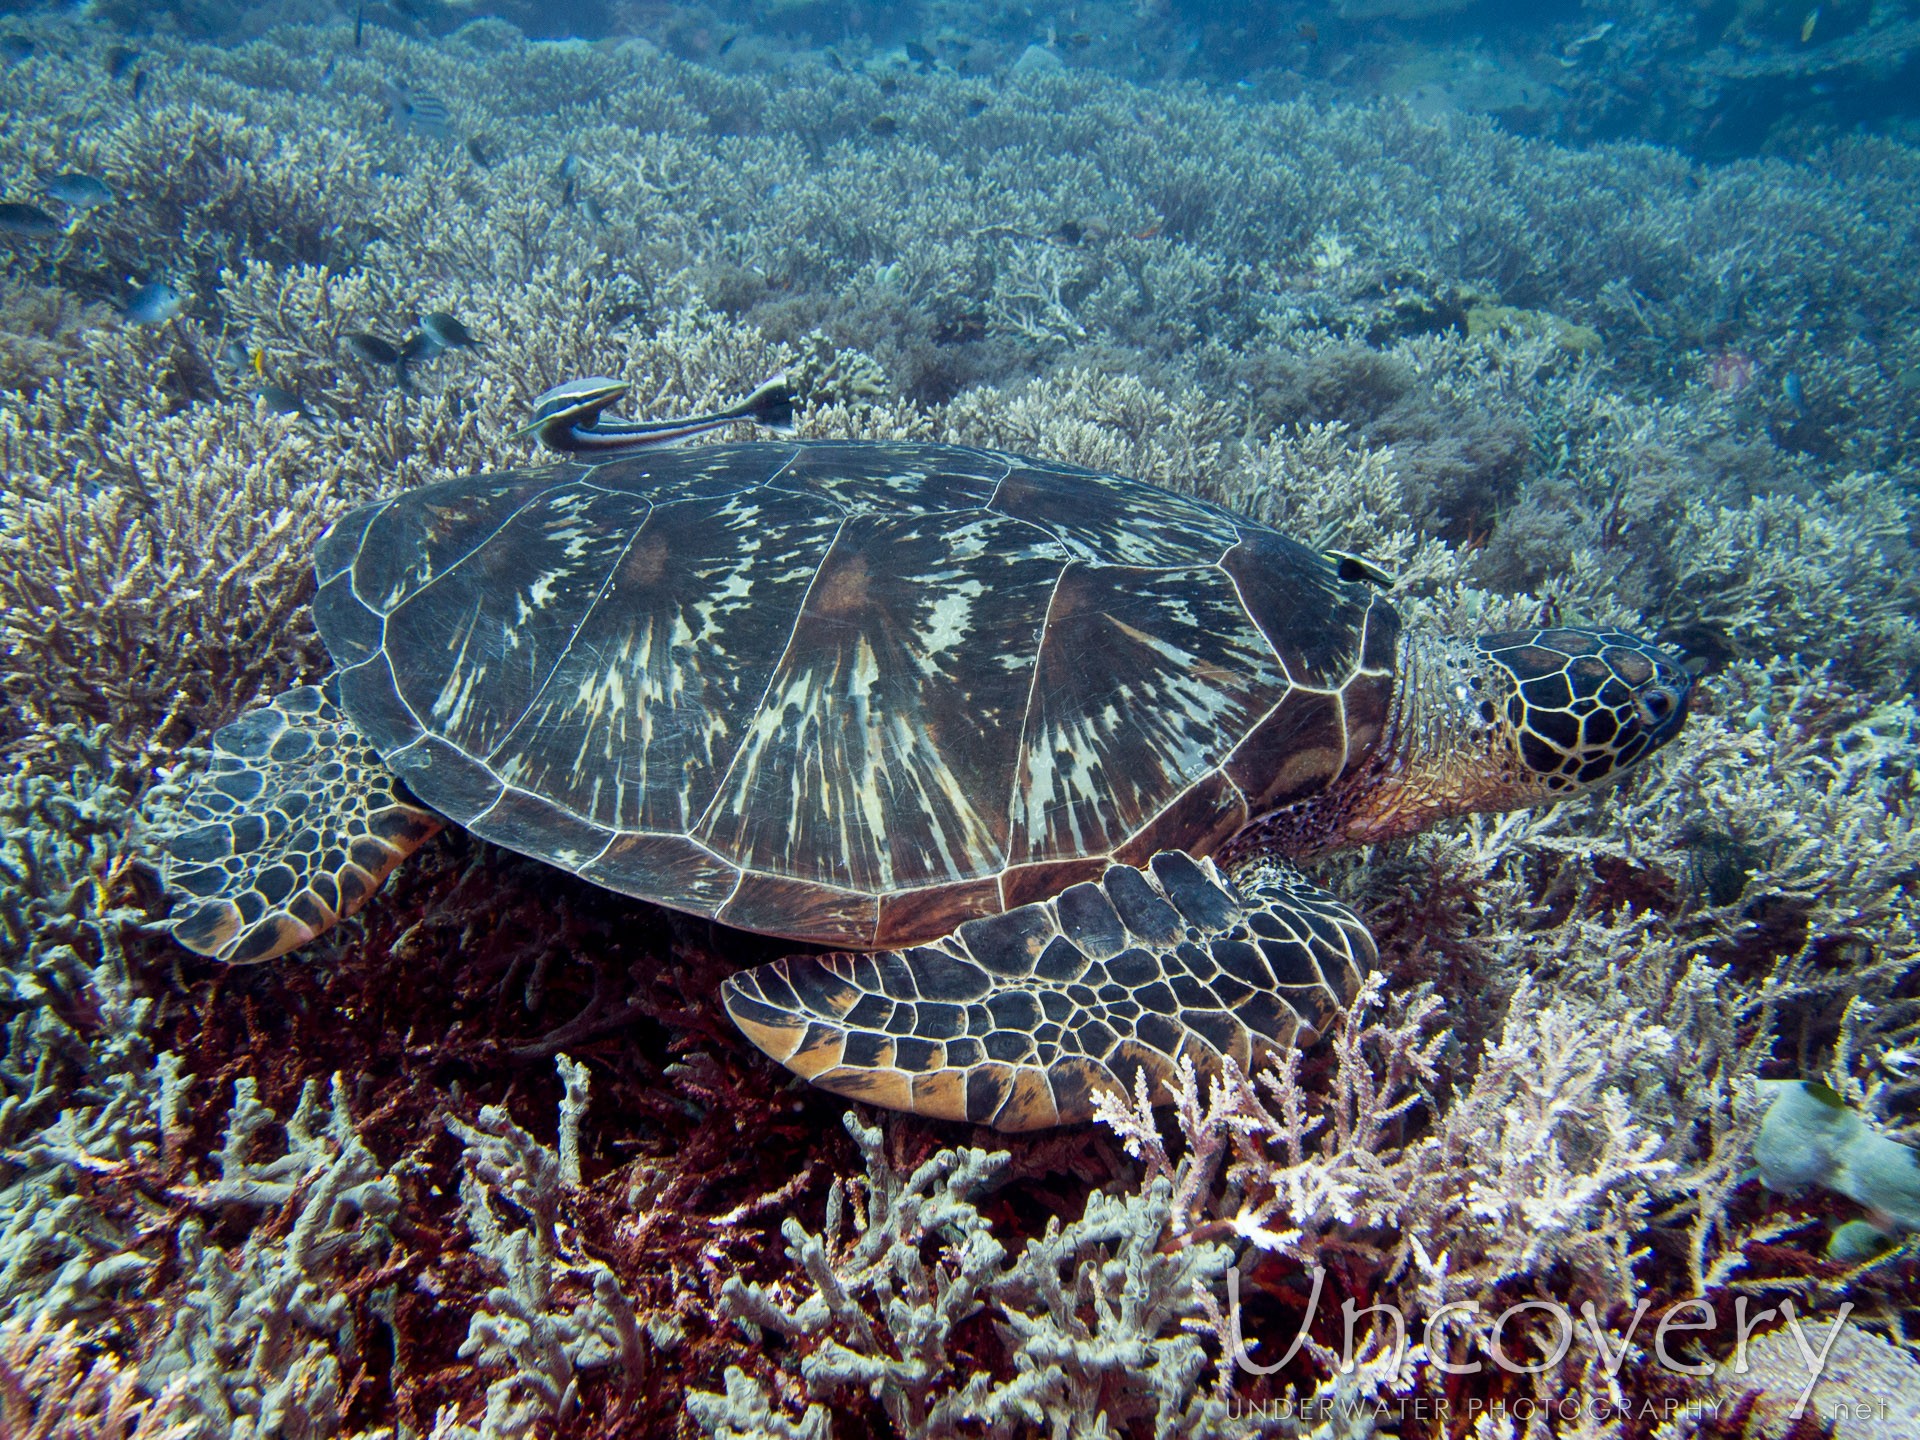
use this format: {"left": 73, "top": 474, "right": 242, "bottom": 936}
{"left": 255, "top": 384, "right": 309, "bottom": 417}
{"left": 824, "top": 48, "right": 845, "bottom": 72}
{"left": 221, "top": 339, "right": 268, "bottom": 375}
{"left": 321, "top": 54, "right": 337, "bottom": 87}
{"left": 1298, "top": 20, "right": 1319, "bottom": 43}
{"left": 421, "top": 312, "right": 480, "bottom": 350}
{"left": 1801, "top": 7, "right": 1819, "bottom": 42}
{"left": 390, "top": 333, "right": 432, "bottom": 389}
{"left": 557, "top": 153, "right": 579, "bottom": 206}
{"left": 43, "top": 172, "right": 113, "bottom": 209}
{"left": 355, "top": 4, "right": 365, "bottom": 47}
{"left": 584, "top": 195, "right": 611, "bottom": 224}
{"left": 716, "top": 32, "right": 736, "bottom": 55}
{"left": 346, "top": 331, "right": 419, "bottom": 390}
{"left": 131, "top": 70, "right": 148, "bottom": 101}
{"left": 870, "top": 114, "right": 899, "bottom": 136}
{"left": 1782, "top": 371, "right": 1806, "bottom": 411}
{"left": 965, "top": 97, "right": 989, "bottom": 117}
{"left": 1133, "top": 219, "right": 1163, "bottom": 240}
{"left": 1, "top": 35, "right": 32, "bottom": 64}
{"left": 381, "top": 80, "right": 452, "bottom": 140}
{"left": 904, "top": 39, "right": 935, "bottom": 66}
{"left": 105, "top": 44, "right": 137, "bottom": 79}
{"left": 465, "top": 135, "right": 494, "bottom": 168}
{"left": 123, "top": 281, "right": 182, "bottom": 324}
{"left": 345, "top": 332, "right": 401, "bottom": 366}
{"left": 0, "top": 202, "right": 60, "bottom": 237}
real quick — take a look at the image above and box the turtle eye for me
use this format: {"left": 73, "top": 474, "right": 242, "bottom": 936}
{"left": 1635, "top": 685, "right": 1679, "bottom": 729}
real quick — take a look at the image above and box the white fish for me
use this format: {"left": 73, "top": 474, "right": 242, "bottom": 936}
{"left": 380, "top": 80, "right": 452, "bottom": 139}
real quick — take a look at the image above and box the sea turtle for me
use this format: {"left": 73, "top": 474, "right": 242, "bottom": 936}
{"left": 155, "top": 384, "right": 1692, "bottom": 1131}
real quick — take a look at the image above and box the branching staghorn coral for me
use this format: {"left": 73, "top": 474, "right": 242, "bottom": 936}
{"left": 1340, "top": 660, "right": 1920, "bottom": 1287}
{"left": 1, "top": 734, "right": 460, "bottom": 1435}
{"left": 0, "top": 732, "right": 165, "bottom": 1333}
{"left": 0, "top": 1314, "right": 193, "bottom": 1440}
{"left": 0, "top": 268, "right": 805, "bottom": 779}
{"left": 0, "top": 319, "right": 384, "bottom": 773}
{"left": 1094, "top": 989, "right": 1674, "bottom": 1343}
{"left": 139, "top": 1076, "right": 403, "bottom": 1439}
{"left": 441, "top": 1063, "right": 648, "bottom": 1435}
{"left": 2, "top": 1053, "right": 415, "bottom": 1438}
{"left": 0, "top": 279, "right": 114, "bottom": 395}
{"left": 698, "top": 1110, "right": 1238, "bottom": 1439}
{"left": 12, "top": 6, "right": 1916, "bottom": 447}
{"left": 1664, "top": 475, "right": 1920, "bottom": 683}
{"left": 941, "top": 364, "right": 1231, "bottom": 488}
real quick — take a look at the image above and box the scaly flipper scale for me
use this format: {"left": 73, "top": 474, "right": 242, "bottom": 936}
{"left": 721, "top": 850, "right": 1375, "bottom": 1131}
{"left": 154, "top": 679, "right": 443, "bottom": 964}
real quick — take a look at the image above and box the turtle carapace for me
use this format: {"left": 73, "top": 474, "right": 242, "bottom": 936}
{"left": 156, "top": 437, "right": 1691, "bottom": 1130}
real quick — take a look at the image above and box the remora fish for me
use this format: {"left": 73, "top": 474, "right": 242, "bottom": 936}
{"left": 520, "top": 374, "right": 794, "bottom": 454}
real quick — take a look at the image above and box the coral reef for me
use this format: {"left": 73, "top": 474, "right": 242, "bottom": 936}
{"left": 0, "top": 6, "right": 1914, "bottom": 1436}
{"left": 699, "top": 1111, "right": 1236, "bottom": 1438}
{"left": 0, "top": 1315, "right": 192, "bottom": 1439}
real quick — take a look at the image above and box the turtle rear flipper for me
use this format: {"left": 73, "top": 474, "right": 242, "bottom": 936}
{"left": 156, "top": 680, "right": 443, "bottom": 965}
{"left": 721, "top": 851, "right": 1374, "bottom": 1131}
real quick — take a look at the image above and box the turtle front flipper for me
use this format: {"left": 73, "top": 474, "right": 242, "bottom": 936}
{"left": 721, "top": 852, "right": 1375, "bottom": 1131}
{"left": 154, "top": 679, "right": 443, "bottom": 965}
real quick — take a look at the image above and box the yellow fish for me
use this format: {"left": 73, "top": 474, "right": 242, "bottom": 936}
{"left": 1801, "top": 7, "right": 1819, "bottom": 42}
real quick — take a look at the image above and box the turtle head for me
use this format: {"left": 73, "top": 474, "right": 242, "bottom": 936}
{"left": 1471, "top": 627, "right": 1691, "bottom": 786}
{"left": 1331, "top": 625, "right": 1692, "bottom": 846}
